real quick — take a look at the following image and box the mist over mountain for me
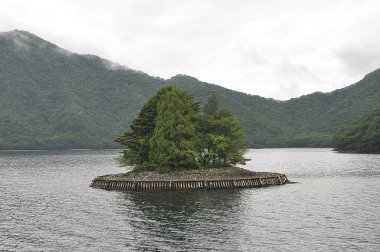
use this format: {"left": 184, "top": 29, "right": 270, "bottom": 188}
{"left": 1, "top": 30, "right": 379, "bottom": 149}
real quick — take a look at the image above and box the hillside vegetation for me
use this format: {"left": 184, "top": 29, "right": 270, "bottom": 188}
{"left": 1, "top": 30, "right": 380, "bottom": 149}
{"left": 332, "top": 108, "right": 380, "bottom": 153}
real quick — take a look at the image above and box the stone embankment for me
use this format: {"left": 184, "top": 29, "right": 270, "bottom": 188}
{"left": 90, "top": 167, "right": 288, "bottom": 191}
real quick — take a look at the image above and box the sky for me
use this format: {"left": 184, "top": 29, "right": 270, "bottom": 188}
{"left": 1, "top": 0, "right": 380, "bottom": 100}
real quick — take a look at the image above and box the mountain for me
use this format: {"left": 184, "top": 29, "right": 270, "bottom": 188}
{"left": 332, "top": 108, "right": 380, "bottom": 153}
{"left": 0, "top": 30, "right": 379, "bottom": 150}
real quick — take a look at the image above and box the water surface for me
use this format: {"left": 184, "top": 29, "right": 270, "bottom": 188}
{"left": 1, "top": 149, "right": 379, "bottom": 251}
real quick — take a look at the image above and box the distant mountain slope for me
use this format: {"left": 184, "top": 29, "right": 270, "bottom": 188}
{"left": 0, "top": 30, "right": 379, "bottom": 149}
{"left": 0, "top": 30, "right": 167, "bottom": 149}
{"left": 332, "top": 108, "right": 380, "bottom": 153}
{"left": 168, "top": 70, "right": 380, "bottom": 147}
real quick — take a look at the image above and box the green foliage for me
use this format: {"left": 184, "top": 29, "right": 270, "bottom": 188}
{"left": 198, "top": 93, "right": 249, "bottom": 166}
{"left": 117, "top": 88, "right": 248, "bottom": 171}
{"left": 115, "top": 87, "right": 172, "bottom": 166}
{"left": 167, "top": 71, "right": 380, "bottom": 148}
{"left": 332, "top": 108, "right": 380, "bottom": 153}
{"left": 0, "top": 30, "right": 166, "bottom": 150}
{"left": 1, "top": 30, "right": 380, "bottom": 150}
{"left": 149, "top": 87, "right": 199, "bottom": 171}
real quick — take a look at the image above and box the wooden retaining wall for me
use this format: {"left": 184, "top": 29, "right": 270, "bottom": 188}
{"left": 90, "top": 174, "right": 288, "bottom": 191}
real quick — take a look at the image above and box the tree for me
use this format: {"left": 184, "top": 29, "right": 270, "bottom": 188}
{"left": 148, "top": 87, "right": 199, "bottom": 171}
{"left": 332, "top": 107, "right": 380, "bottom": 153}
{"left": 115, "top": 87, "right": 174, "bottom": 167}
{"left": 116, "top": 88, "right": 249, "bottom": 171}
{"left": 198, "top": 93, "right": 249, "bottom": 167}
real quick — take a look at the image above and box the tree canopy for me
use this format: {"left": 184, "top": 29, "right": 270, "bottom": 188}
{"left": 116, "top": 87, "right": 249, "bottom": 172}
{"left": 197, "top": 93, "right": 249, "bottom": 167}
{"left": 332, "top": 108, "right": 380, "bottom": 153}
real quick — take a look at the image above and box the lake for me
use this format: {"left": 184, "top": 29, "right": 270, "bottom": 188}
{"left": 0, "top": 149, "right": 379, "bottom": 251}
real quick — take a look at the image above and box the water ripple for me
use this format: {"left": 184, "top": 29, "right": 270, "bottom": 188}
{"left": 0, "top": 149, "right": 379, "bottom": 251}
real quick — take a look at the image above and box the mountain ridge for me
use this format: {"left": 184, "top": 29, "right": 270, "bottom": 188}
{"left": 0, "top": 30, "right": 379, "bottom": 149}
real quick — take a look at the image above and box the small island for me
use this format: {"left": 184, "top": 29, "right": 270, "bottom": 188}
{"left": 91, "top": 87, "right": 288, "bottom": 190}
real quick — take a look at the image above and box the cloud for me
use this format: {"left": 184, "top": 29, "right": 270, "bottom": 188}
{"left": 336, "top": 46, "right": 380, "bottom": 76}
{"left": 0, "top": 30, "right": 31, "bottom": 50}
{"left": 102, "top": 59, "right": 129, "bottom": 71}
{"left": 0, "top": 0, "right": 379, "bottom": 99}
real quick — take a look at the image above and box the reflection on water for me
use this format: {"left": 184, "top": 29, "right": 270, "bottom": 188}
{"left": 119, "top": 190, "right": 244, "bottom": 250}
{"left": 0, "top": 149, "right": 379, "bottom": 251}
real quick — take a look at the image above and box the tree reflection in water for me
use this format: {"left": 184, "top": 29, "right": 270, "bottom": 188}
{"left": 116, "top": 189, "right": 245, "bottom": 250}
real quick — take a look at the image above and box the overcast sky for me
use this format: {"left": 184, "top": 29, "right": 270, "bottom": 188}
{"left": 1, "top": 0, "right": 380, "bottom": 100}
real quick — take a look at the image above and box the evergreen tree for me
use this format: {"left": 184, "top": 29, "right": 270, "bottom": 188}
{"left": 115, "top": 87, "right": 174, "bottom": 167}
{"left": 116, "top": 88, "right": 249, "bottom": 171}
{"left": 198, "top": 93, "right": 249, "bottom": 166}
{"left": 149, "top": 87, "right": 199, "bottom": 171}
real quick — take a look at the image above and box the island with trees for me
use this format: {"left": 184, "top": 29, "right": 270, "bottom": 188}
{"left": 91, "top": 87, "right": 288, "bottom": 190}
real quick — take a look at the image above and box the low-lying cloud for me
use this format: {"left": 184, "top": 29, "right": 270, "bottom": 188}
{"left": 0, "top": 0, "right": 379, "bottom": 100}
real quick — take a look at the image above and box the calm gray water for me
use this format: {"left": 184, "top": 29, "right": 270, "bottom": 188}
{"left": 0, "top": 149, "right": 379, "bottom": 251}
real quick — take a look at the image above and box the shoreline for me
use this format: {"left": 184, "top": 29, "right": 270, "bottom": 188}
{"left": 90, "top": 167, "right": 289, "bottom": 191}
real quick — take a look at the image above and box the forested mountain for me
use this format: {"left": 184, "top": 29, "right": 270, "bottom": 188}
{"left": 332, "top": 108, "right": 380, "bottom": 153}
{"left": 1, "top": 30, "right": 379, "bottom": 149}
